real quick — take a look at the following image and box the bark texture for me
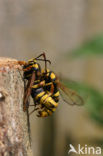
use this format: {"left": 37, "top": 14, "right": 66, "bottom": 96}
{"left": 0, "top": 58, "right": 32, "bottom": 156}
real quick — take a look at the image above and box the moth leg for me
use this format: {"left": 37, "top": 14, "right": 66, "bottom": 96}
{"left": 29, "top": 102, "right": 42, "bottom": 115}
{"left": 29, "top": 107, "right": 39, "bottom": 115}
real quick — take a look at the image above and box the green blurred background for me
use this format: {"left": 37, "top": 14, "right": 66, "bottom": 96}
{"left": 1, "top": 0, "right": 103, "bottom": 156}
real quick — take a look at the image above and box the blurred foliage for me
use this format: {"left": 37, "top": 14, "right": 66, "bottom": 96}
{"left": 64, "top": 34, "right": 103, "bottom": 125}
{"left": 68, "top": 34, "right": 103, "bottom": 58}
{"left": 62, "top": 79, "right": 103, "bottom": 125}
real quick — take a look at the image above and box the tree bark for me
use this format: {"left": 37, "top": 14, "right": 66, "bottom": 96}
{"left": 0, "top": 58, "right": 33, "bottom": 156}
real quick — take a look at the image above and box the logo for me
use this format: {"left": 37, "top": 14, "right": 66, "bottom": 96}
{"left": 68, "top": 144, "right": 101, "bottom": 155}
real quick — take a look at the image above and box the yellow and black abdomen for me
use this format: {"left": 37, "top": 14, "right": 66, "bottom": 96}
{"left": 32, "top": 87, "right": 58, "bottom": 117}
{"left": 42, "top": 71, "right": 60, "bottom": 103}
{"left": 52, "top": 90, "right": 60, "bottom": 103}
{"left": 37, "top": 107, "right": 56, "bottom": 117}
{"left": 37, "top": 95, "right": 58, "bottom": 117}
{"left": 44, "top": 82, "right": 60, "bottom": 103}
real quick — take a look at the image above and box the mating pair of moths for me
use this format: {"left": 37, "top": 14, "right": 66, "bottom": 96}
{"left": 19, "top": 53, "right": 84, "bottom": 117}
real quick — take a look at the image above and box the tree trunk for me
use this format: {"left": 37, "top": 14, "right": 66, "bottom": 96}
{"left": 0, "top": 58, "right": 33, "bottom": 156}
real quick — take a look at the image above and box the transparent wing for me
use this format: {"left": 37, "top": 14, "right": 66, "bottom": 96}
{"left": 59, "top": 82, "right": 84, "bottom": 106}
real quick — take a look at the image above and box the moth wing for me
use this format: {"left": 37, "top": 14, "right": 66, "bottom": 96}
{"left": 23, "top": 72, "right": 35, "bottom": 111}
{"left": 59, "top": 82, "right": 84, "bottom": 106}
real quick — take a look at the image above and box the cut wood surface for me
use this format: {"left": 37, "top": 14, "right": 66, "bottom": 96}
{"left": 0, "top": 58, "right": 33, "bottom": 156}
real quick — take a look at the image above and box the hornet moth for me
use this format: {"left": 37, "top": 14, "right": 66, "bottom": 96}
{"left": 18, "top": 52, "right": 84, "bottom": 117}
